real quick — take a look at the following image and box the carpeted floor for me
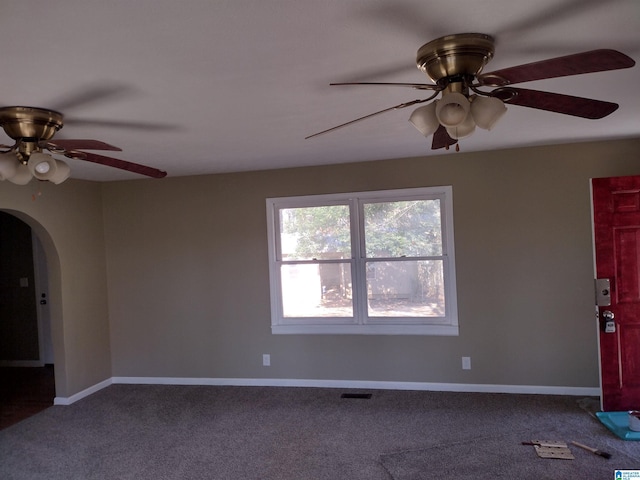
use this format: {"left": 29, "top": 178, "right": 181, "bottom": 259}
{"left": 0, "top": 384, "right": 639, "bottom": 479}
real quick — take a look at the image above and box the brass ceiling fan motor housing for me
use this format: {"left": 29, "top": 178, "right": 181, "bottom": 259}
{"left": 416, "top": 33, "right": 495, "bottom": 83}
{"left": 0, "top": 106, "right": 64, "bottom": 141}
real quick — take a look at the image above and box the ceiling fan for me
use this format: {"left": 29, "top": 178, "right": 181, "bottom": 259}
{"left": 0, "top": 105, "right": 167, "bottom": 184}
{"left": 306, "top": 33, "right": 635, "bottom": 150}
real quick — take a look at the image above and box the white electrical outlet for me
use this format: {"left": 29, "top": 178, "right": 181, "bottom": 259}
{"left": 462, "top": 356, "right": 471, "bottom": 370}
{"left": 262, "top": 354, "right": 271, "bottom": 366}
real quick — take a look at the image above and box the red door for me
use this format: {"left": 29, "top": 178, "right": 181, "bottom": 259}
{"left": 592, "top": 175, "right": 640, "bottom": 411}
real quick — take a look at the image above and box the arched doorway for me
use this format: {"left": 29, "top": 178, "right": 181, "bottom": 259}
{"left": 0, "top": 210, "right": 62, "bottom": 428}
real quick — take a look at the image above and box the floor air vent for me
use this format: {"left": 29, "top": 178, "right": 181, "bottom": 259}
{"left": 340, "top": 393, "right": 372, "bottom": 399}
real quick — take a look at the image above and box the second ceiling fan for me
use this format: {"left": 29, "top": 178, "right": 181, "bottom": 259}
{"left": 0, "top": 85, "right": 171, "bottom": 185}
{"left": 306, "top": 33, "right": 635, "bottom": 150}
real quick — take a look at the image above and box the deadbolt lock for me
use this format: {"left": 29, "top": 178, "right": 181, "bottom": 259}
{"left": 595, "top": 279, "right": 611, "bottom": 306}
{"left": 601, "top": 310, "right": 616, "bottom": 333}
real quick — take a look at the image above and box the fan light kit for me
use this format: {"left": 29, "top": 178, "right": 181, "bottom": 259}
{"left": 0, "top": 106, "right": 167, "bottom": 185}
{"left": 306, "top": 33, "right": 635, "bottom": 151}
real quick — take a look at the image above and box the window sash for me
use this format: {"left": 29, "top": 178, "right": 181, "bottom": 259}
{"left": 362, "top": 257, "right": 447, "bottom": 321}
{"left": 279, "top": 260, "right": 355, "bottom": 319}
{"left": 360, "top": 198, "right": 443, "bottom": 258}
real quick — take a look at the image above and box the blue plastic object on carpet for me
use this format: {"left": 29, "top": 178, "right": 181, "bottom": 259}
{"left": 596, "top": 411, "right": 640, "bottom": 440}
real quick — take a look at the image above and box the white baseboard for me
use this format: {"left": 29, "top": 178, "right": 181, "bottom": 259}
{"left": 54, "top": 376, "right": 600, "bottom": 405}
{"left": 54, "top": 378, "right": 112, "bottom": 406}
{"left": 112, "top": 377, "right": 600, "bottom": 397}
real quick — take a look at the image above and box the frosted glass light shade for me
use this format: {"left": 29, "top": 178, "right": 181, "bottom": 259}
{"left": 28, "top": 153, "right": 71, "bottom": 183}
{"left": 408, "top": 101, "right": 439, "bottom": 137}
{"left": 49, "top": 160, "right": 71, "bottom": 184}
{"left": 8, "top": 162, "right": 32, "bottom": 185}
{"left": 446, "top": 110, "right": 476, "bottom": 139}
{"left": 29, "top": 152, "right": 56, "bottom": 180}
{"left": 470, "top": 95, "right": 507, "bottom": 130}
{"left": 435, "top": 92, "right": 470, "bottom": 127}
{"left": 0, "top": 153, "right": 19, "bottom": 180}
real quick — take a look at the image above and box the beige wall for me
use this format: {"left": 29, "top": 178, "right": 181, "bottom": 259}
{"left": 0, "top": 180, "right": 111, "bottom": 397}
{"left": 101, "top": 138, "right": 640, "bottom": 389}
{"left": 4, "top": 138, "right": 640, "bottom": 398}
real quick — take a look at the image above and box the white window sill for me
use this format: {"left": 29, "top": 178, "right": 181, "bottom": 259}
{"left": 271, "top": 324, "right": 459, "bottom": 335}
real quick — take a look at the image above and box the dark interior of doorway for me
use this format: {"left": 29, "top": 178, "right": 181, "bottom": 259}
{"left": 0, "top": 212, "right": 56, "bottom": 429}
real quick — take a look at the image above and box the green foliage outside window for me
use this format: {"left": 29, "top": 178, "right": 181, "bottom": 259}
{"left": 281, "top": 200, "right": 441, "bottom": 259}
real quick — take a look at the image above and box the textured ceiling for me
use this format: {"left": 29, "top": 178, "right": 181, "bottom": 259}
{"left": 1, "top": 0, "right": 638, "bottom": 181}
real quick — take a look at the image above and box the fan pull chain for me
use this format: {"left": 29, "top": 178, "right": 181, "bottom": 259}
{"left": 30, "top": 181, "right": 44, "bottom": 202}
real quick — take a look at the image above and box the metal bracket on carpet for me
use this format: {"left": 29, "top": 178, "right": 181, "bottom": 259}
{"left": 522, "top": 440, "right": 574, "bottom": 460}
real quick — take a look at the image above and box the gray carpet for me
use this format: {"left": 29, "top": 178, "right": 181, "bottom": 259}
{"left": 1, "top": 385, "right": 639, "bottom": 479}
{"left": 381, "top": 430, "right": 638, "bottom": 479}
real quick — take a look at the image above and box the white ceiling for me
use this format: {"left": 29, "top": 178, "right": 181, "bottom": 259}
{"left": 1, "top": 0, "right": 638, "bottom": 181}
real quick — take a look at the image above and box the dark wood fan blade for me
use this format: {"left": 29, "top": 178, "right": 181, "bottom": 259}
{"left": 331, "top": 82, "right": 439, "bottom": 91}
{"left": 492, "top": 87, "right": 619, "bottom": 119}
{"left": 359, "top": 4, "right": 433, "bottom": 41}
{"left": 494, "top": 0, "right": 607, "bottom": 40}
{"left": 47, "top": 84, "right": 134, "bottom": 112}
{"left": 64, "top": 118, "right": 178, "bottom": 131}
{"left": 305, "top": 99, "right": 430, "bottom": 139}
{"left": 431, "top": 125, "right": 457, "bottom": 150}
{"left": 361, "top": 0, "right": 606, "bottom": 46}
{"left": 478, "top": 50, "right": 635, "bottom": 87}
{"left": 45, "top": 139, "right": 122, "bottom": 152}
{"left": 66, "top": 151, "right": 167, "bottom": 178}
{"left": 332, "top": 62, "right": 418, "bottom": 83}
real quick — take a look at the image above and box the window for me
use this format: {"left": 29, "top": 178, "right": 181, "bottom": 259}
{"left": 266, "top": 186, "right": 458, "bottom": 335}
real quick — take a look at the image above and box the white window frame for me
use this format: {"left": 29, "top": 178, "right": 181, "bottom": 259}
{"left": 266, "top": 186, "right": 458, "bottom": 335}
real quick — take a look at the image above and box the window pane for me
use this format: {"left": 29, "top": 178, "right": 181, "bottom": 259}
{"left": 364, "top": 200, "right": 441, "bottom": 258}
{"left": 366, "top": 260, "right": 444, "bottom": 317}
{"left": 280, "top": 205, "right": 351, "bottom": 261}
{"left": 281, "top": 263, "right": 353, "bottom": 317}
